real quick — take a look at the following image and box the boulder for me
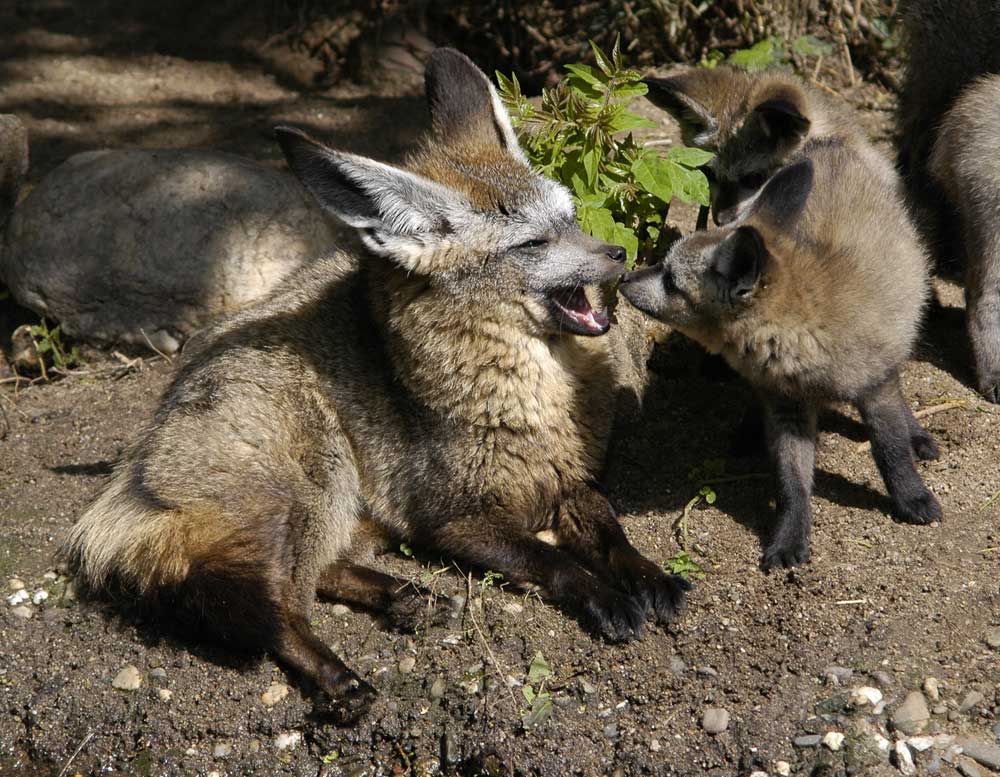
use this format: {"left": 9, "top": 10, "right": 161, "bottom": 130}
{"left": 1, "top": 147, "right": 338, "bottom": 353}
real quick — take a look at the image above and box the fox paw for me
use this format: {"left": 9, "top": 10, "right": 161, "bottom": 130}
{"left": 578, "top": 586, "right": 646, "bottom": 643}
{"left": 761, "top": 538, "right": 811, "bottom": 571}
{"left": 979, "top": 376, "right": 1000, "bottom": 405}
{"left": 314, "top": 675, "right": 376, "bottom": 726}
{"left": 382, "top": 588, "right": 453, "bottom": 633}
{"left": 911, "top": 431, "right": 940, "bottom": 461}
{"left": 894, "top": 489, "right": 942, "bottom": 525}
{"left": 615, "top": 558, "right": 691, "bottom": 625}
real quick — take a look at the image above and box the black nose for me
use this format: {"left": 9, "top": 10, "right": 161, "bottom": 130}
{"left": 607, "top": 245, "right": 627, "bottom": 263}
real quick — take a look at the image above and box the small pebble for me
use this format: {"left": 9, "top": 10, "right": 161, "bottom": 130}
{"left": 112, "top": 665, "right": 143, "bottom": 691}
{"left": 987, "top": 627, "right": 1000, "bottom": 649}
{"left": 580, "top": 679, "right": 597, "bottom": 695}
{"left": 398, "top": 655, "right": 416, "bottom": 674}
{"left": 933, "top": 704, "right": 948, "bottom": 715}
{"left": 873, "top": 733, "right": 892, "bottom": 756}
{"left": 696, "top": 666, "right": 718, "bottom": 678}
{"left": 213, "top": 743, "right": 231, "bottom": 758}
{"left": 960, "top": 691, "right": 985, "bottom": 713}
{"left": 149, "top": 667, "right": 167, "bottom": 680}
{"left": 775, "top": 761, "right": 791, "bottom": 777}
{"left": 669, "top": 656, "right": 686, "bottom": 676}
{"left": 274, "top": 731, "right": 301, "bottom": 751}
{"left": 207, "top": 772, "right": 220, "bottom": 777}
{"left": 892, "top": 691, "right": 930, "bottom": 735}
{"left": 849, "top": 686, "right": 883, "bottom": 706}
{"left": 603, "top": 723, "right": 618, "bottom": 740}
{"left": 7, "top": 578, "right": 24, "bottom": 592}
{"left": 650, "top": 739, "right": 661, "bottom": 752}
{"left": 908, "top": 736, "right": 934, "bottom": 752}
{"left": 6, "top": 590, "right": 29, "bottom": 606}
{"left": 43, "top": 571, "right": 57, "bottom": 581}
{"left": 501, "top": 602, "right": 523, "bottom": 615}
{"left": 248, "top": 740, "right": 261, "bottom": 753}
{"left": 924, "top": 677, "right": 941, "bottom": 701}
{"left": 895, "top": 740, "right": 916, "bottom": 776}
{"left": 157, "top": 688, "right": 173, "bottom": 702}
{"left": 794, "top": 734, "right": 822, "bottom": 748}
{"left": 330, "top": 604, "right": 350, "bottom": 617}
{"left": 824, "top": 666, "right": 853, "bottom": 685}
{"left": 958, "top": 758, "right": 982, "bottom": 777}
{"left": 31, "top": 589, "right": 48, "bottom": 605}
{"left": 823, "top": 731, "right": 845, "bottom": 751}
{"left": 749, "top": 772, "right": 768, "bottom": 777}
{"left": 958, "top": 740, "right": 1000, "bottom": 771}
{"left": 430, "top": 677, "right": 446, "bottom": 698}
{"left": 873, "top": 670, "right": 893, "bottom": 687}
{"left": 261, "top": 682, "right": 289, "bottom": 707}
{"left": 11, "top": 605, "right": 33, "bottom": 619}
{"left": 701, "top": 707, "right": 729, "bottom": 735}
{"left": 991, "top": 723, "right": 1000, "bottom": 741}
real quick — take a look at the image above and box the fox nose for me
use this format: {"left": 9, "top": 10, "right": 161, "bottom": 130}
{"left": 607, "top": 245, "right": 627, "bottom": 263}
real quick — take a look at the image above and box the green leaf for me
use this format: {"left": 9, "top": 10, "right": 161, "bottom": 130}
{"left": 792, "top": 34, "right": 833, "bottom": 58}
{"left": 728, "top": 39, "right": 779, "bottom": 72}
{"left": 665, "top": 146, "right": 715, "bottom": 169}
{"left": 581, "top": 142, "right": 601, "bottom": 188}
{"left": 522, "top": 685, "right": 536, "bottom": 703}
{"left": 578, "top": 205, "right": 618, "bottom": 243}
{"left": 631, "top": 153, "right": 673, "bottom": 204}
{"left": 399, "top": 543, "right": 413, "bottom": 557}
{"left": 589, "top": 41, "right": 613, "bottom": 76}
{"left": 521, "top": 694, "right": 553, "bottom": 729}
{"left": 610, "top": 221, "right": 639, "bottom": 267}
{"left": 607, "top": 111, "right": 656, "bottom": 133}
{"left": 610, "top": 80, "right": 649, "bottom": 99}
{"left": 667, "top": 163, "right": 711, "bottom": 206}
{"left": 527, "top": 651, "right": 552, "bottom": 683}
{"left": 564, "top": 63, "right": 602, "bottom": 86}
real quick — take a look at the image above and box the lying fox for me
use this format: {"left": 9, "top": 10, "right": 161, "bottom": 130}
{"left": 621, "top": 142, "right": 941, "bottom": 570}
{"left": 60, "top": 48, "right": 688, "bottom": 723}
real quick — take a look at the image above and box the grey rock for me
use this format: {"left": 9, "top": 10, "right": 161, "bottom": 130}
{"left": 1, "top": 149, "right": 338, "bottom": 353}
{"left": 696, "top": 666, "right": 718, "bottom": 678}
{"left": 579, "top": 679, "right": 597, "bottom": 695}
{"left": 603, "top": 723, "right": 619, "bottom": 739}
{"left": 958, "top": 740, "right": 1000, "bottom": 771}
{"left": 992, "top": 722, "right": 1000, "bottom": 741}
{"left": 213, "top": 743, "right": 231, "bottom": 758}
{"left": 398, "top": 655, "right": 416, "bottom": 674}
{"left": 10, "top": 605, "right": 33, "bottom": 619}
{"left": 429, "top": 677, "right": 446, "bottom": 699}
{"left": 958, "top": 758, "right": 982, "bottom": 777}
{"left": 669, "top": 656, "right": 687, "bottom": 676}
{"left": 892, "top": 691, "right": 930, "bottom": 735}
{"left": 872, "top": 670, "right": 892, "bottom": 687}
{"left": 794, "top": 734, "right": 823, "bottom": 748}
{"left": 986, "top": 627, "right": 1000, "bottom": 648}
{"left": 824, "top": 665, "right": 853, "bottom": 685}
{"left": 701, "top": 707, "right": 729, "bottom": 734}
{"left": 960, "top": 691, "right": 985, "bottom": 713}
{"left": 149, "top": 667, "right": 167, "bottom": 680}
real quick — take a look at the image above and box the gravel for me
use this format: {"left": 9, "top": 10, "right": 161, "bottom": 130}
{"left": 111, "top": 665, "right": 142, "bottom": 691}
{"left": 960, "top": 691, "right": 985, "bottom": 714}
{"left": 794, "top": 734, "right": 823, "bottom": 748}
{"left": 957, "top": 740, "right": 1000, "bottom": 771}
{"left": 701, "top": 707, "right": 730, "bottom": 734}
{"left": 260, "top": 682, "right": 289, "bottom": 707}
{"left": 892, "top": 691, "right": 930, "bottom": 735}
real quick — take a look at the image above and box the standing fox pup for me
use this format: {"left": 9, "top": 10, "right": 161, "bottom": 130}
{"left": 643, "top": 66, "right": 869, "bottom": 226}
{"left": 621, "top": 141, "right": 941, "bottom": 569}
{"left": 60, "top": 49, "right": 688, "bottom": 722}
{"left": 898, "top": 0, "right": 1000, "bottom": 403}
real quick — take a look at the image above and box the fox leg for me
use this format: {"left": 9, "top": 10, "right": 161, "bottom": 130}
{"left": 856, "top": 376, "right": 942, "bottom": 525}
{"left": 761, "top": 394, "right": 817, "bottom": 570}
{"left": 965, "top": 224, "right": 1000, "bottom": 404}
{"left": 551, "top": 484, "right": 689, "bottom": 625}
{"left": 317, "top": 561, "right": 449, "bottom": 632}
{"left": 427, "top": 515, "right": 646, "bottom": 642}
{"left": 901, "top": 400, "right": 941, "bottom": 461}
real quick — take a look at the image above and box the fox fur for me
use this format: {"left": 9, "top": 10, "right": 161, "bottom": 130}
{"left": 621, "top": 138, "right": 941, "bottom": 570}
{"left": 899, "top": 0, "right": 1000, "bottom": 403}
{"left": 60, "top": 48, "right": 688, "bottom": 723}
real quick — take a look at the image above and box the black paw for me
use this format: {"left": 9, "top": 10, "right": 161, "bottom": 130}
{"left": 761, "top": 537, "right": 811, "bottom": 571}
{"left": 894, "top": 489, "right": 942, "bottom": 525}
{"left": 616, "top": 557, "right": 691, "bottom": 625}
{"left": 578, "top": 585, "right": 646, "bottom": 643}
{"left": 382, "top": 588, "right": 452, "bottom": 633}
{"left": 911, "top": 432, "right": 940, "bottom": 461}
{"left": 979, "top": 375, "right": 1000, "bottom": 405}
{"left": 314, "top": 675, "right": 377, "bottom": 725}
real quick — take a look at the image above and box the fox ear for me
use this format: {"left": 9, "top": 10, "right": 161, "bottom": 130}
{"left": 713, "top": 226, "right": 766, "bottom": 303}
{"left": 755, "top": 157, "right": 814, "bottom": 227}
{"left": 275, "top": 125, "right": 466, "bottom": 271}
{"left": 753, "top": 89, "right": 811, "bottom": 146}
{"left": 644, "top": 69, "right": 729, "bottom": 147}
{"left": 424, "top": 47, "right": 526, "bottom": 162}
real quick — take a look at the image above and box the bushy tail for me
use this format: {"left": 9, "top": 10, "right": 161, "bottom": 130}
{"left": 0, "top": 114, "right": 27, "bottom": 229}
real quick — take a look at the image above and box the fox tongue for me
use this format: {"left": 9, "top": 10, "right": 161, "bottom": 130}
{"left": 556, "top": 287, "right": 609, "bottom": 334}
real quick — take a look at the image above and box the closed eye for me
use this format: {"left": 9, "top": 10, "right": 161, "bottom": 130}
{"left": 517, "top": 238, "right": 549, "bottom": 250}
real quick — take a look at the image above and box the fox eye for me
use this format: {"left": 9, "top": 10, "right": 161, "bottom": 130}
{"left": 739, "top": 172, "right": 768, "bottom": 190}
{"left": 517, "top": 238, "right": 548, "bottom": 250}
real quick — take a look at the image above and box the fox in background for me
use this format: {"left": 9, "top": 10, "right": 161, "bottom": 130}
{"left": 59, "top": 48, "right": 689, "bottom": 723}
{"left": 621, "top": 139, "right": 941, "bottom": 570}
{"left": 898, "top": 0, "right": 1000, "bottom": 404}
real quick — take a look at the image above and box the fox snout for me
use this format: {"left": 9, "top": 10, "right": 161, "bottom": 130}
{"left": 619, "top": 263, "right": 668, "bottom": 319}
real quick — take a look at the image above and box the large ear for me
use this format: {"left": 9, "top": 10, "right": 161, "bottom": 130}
{"left": 754, "top": 157, "right": 814, "bottom": 228}
{"left": 424, "top": 48, "right": 526, "bottom": 162}
{"left": 275, "top": 125, "right": 466, "bottom": 271}
{"left": 752, "top": 85, "right": 811, "bottom": 146}
{"left": 643, "top": 68, "right": 732, "bottom": 147}
{"left": 713, "top": 226, "right": 767, "bottom": 304}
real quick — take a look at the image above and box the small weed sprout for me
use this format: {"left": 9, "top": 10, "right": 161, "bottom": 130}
{"left": 498, "top": 38, "right": 712, "bottom": 269}
{"left": 521, "top": 651, "right": 554, "bottom": 729}
{"left": 29, "top": 317, "right": 81, "bottom": 380}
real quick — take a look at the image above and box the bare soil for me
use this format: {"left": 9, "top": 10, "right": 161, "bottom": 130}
{"left": 1, "top": 3, "right": 999, "bottom": 777}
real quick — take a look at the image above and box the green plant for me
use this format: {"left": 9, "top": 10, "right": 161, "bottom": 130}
{"left": 521, "top": 651, "right": 554, "bottom": 729}
{"left": 703, "top": 35, "right": 834, "bottom": 73}
{"left": 30, "top": 318, "right": 81, "bottom": 376}
{"left": 665, "top": 549, "right": 706, "bottom": 581}
{"left": 498, "top": 39, "right": 713, "bottom": 268}
{"left": 479, "top": 569, "right": 503, "bottom": 595}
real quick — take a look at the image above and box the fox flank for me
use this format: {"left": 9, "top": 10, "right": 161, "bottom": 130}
{"left": 622, "top": 140, "right": 940, "bottom": 571}
{"left": 60, "top": 48, "right": 688, "bottom": 725}
{"left": 643, "top": 65, "right": 871, "bottom": 226}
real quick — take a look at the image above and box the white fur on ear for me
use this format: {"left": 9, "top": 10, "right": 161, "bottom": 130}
{"left": 487, "top": 81, "right": 528, "bottom": 164}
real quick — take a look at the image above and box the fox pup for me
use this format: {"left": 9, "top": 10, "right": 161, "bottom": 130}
{"left": 643, "top": 66, "right": 871, "bottom": 226}
{"left": 898, "top": 0, "right": 1000, "bottom": 403}
{"left": 60, "top": 49, "right": 688, "bottom": 723}
{"left": 621, "top": 140, "right": 941, "bottom": 569}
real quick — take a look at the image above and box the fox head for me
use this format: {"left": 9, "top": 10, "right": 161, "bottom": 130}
{"left": 276, "top": 49, "right": 625, "bottom": 338}
{"left": 644, "top": 67, "right": 818, "bottom": 226}
{"left": 619, "top": 158, "right": 813, "bottom": 350}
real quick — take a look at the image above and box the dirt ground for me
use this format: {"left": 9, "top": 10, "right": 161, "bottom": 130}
{"left": 1, "top": 3, "right": 999, "bottom": 777}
